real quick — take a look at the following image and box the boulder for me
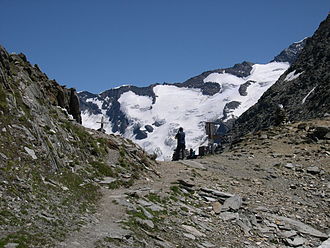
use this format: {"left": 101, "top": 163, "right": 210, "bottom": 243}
{"left": 285, "top": 236, "right": 306, "bottom": 247}
{"left": 306, "top": 166, "right": 321, "bottom": 174}
{"left": 181, "top": 225, "right": 206, "bottom": 237}
{"left": 134, "top": 129, "right": 148, "bottom": 140}
{"left": 220, "top": 212, "right": 239, "bottom": 221}
{"left": 267, "top": 214, "right": 328, "bottom": 239}
{"left": 312, "top": 126, "right": 330, "bottom": 140}
{"left": 221, "top": 195, "right": 242, "bottom": 212}
{"left": 145, "top": 125, "right": 154, "bottom": 133}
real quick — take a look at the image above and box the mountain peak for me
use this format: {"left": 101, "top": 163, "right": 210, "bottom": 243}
{"left": 272, "top": 38, "right": 308, "bottom": 64}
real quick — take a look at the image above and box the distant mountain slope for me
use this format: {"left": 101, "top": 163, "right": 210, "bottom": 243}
{"left": 231, "top": 14, "right": 330, "bottom": 139}
{"left": 79, "top": 39, "right": 306, "bottom": 160}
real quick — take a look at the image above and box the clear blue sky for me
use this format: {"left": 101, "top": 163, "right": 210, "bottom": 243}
{"left": 0, "top": 0, "right": 328, "bottom": 93}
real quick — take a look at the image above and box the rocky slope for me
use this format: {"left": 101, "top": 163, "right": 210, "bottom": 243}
{"left": 0, "top": 45, "right": 157, "bottom": 247}
{"left": 79, "top": 39, "right": 306, "bottom": 160}
{"left": 58, "top": 117, "right": 330, "bottom": 248}
{"left": 231, "top": 14, "right": 330, "bottom": 139}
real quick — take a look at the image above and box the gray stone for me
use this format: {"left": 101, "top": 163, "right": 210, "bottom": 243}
{"left": 254, "top": 206, "right": 271, "bottom": 212}
{"left": 318, "top": 238, "right": 330, "bottom": 248}
{"left": 236, "top": 219, "right": 251, "bottom": 235}
{"left": 137, "top": 198, "right": 164, "bottom": 211}
{"left": 181, "top": 225, "right": 206, "bottom": 237}
{"left": 201, "top": 188, "right": 234, "bottom": 198}
{"left": 284, "top": 163, "right": 296, "bottom": 169}
{"left": 285, "top": 236, "right": 306, "bottom": 247}
{"left": 154, "top": 239, "right": 174, "bottom": 248}
{"left": 220, "top": 212, "right": 239, "bottom": 221}
{"left": 267, "top": 214, "right": 328, "bottom": 239}
{"left": 0, "top": 152, "right": 8, "bottom": 160}
{"left": 281, "top": 230, "right": 297, "bottom": 238}
{"left": 202, "top": 196, "right": 217, "bottom": 202}
{"left": 221, "top": 195, "right": 242, "bottom": 212}
{"left": 141, "top": 206, "right": 154, "bottom": 219}
{"left": 24, "top": 147, "right": 37, "bottom": 160}
{"left": 4, "top": 243, "right": 19, "bottom": 248}
{"left": 183, "top": 233, "right": 196, "bottom": 240}
{"left": 258, "top": 226, "right": 272, "bottom": 233}
{"left": 200, "top": 241, "right": 216, "bottom": 248}
{"left": 99, "top": 177, "right": 117, "bottom": 184}
{"left": 325, "top": 132, "right": 330, "bottom": 139}
{"left": 1, "top": 127, "right": 6, "bottom": 132}
{"left": 136, "top": 218, "right": 154, "bottom": 229}
{"left": 177, "top": 179, "right": 195, "bottom": 187}
{"left": 137, "top": 199, "right": 153, "bottom": 207}
{"left": 306, "top": 166, "right": 321, "bottom": 174}
{"left": 148, "top": 203, "right": 164, "bottom": 212}
{"left": 260, "top": 134, "right": 268, "bottom": 139}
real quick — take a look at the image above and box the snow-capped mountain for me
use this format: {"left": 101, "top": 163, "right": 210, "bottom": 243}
{"left": 79, "top": 40, "right": 305, "bottom": 160}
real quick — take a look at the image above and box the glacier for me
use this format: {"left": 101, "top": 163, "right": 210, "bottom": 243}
{"left": 81, "top": 61, "right": 289, "bottom": 161}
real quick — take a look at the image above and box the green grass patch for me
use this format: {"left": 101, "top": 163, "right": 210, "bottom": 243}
{"left": 170, "top": 185, "right": 180, "bottom": 195}
{"left": 0, "top": 85, "right": 7, "bottom": 112}
{"left": 90, "top": 161, "right": 116, "bottom": 177}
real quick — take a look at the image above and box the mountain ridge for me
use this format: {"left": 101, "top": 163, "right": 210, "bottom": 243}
{"left": 79, "top": 39, "right": 306, "bottom": 160}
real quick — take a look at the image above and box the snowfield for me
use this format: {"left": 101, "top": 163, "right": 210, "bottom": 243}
{"left": 81, "top": 62, "right": 289, "bottom": 161}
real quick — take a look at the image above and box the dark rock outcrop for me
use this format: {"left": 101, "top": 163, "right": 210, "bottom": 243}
{"left": 0, "top": 45, "right": 82, "bottom": 123}
{"left": 272, "top": 38, "right": 307, "bottom": 64}
{"left": 175, "top": 61, "right": 254, "bottom": 96}
{"left": 80, "top": 85, "right": 157, "bottom": 134}
{"left": 239, "top": 80, "right": 256, "bottom": 96}
{"left": 145, "top": 125, "right": 154, "bottom": 133}
{"left": 133, "top": 125, "right": 148, "bottom": 140}
{"left": 223, "top": 101, "right": 241, "bottom": 120}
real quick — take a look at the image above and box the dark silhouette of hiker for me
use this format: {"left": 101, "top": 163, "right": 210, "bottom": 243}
{"left": 175, "top": 127, "right": 186, "bottom": 160}
{"left": 187, "top": 148, "right": 197, "bottom": 159}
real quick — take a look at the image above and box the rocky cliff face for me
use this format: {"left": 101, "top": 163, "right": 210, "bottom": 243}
{"left": 0, "top": 45, "right": 156, "bottom": 247}
{"left": 0, "top": 49, "right": 82, "bottom": 124}
{"left": 231, "top": 14, "right": 330, "bottom": 139}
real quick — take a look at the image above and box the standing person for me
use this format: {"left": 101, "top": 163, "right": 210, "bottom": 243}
{"left": 175, "top": 127, "right": 186, "bottom": 160}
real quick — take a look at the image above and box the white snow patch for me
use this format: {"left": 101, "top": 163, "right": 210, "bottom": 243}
{"left": 204, "top": 72, "right": 244, "bottom": 87}
{"left": 302, "top": 87, "right": 316, "bottom": 104}
{"left": 284, "top": 70, "right": 304, "bottom": 82}
{"left": 294, "top": 37, "right": 308, "bottom": 44}
{"left": 203, "top": 62, "right": 289, "bottom": 119}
